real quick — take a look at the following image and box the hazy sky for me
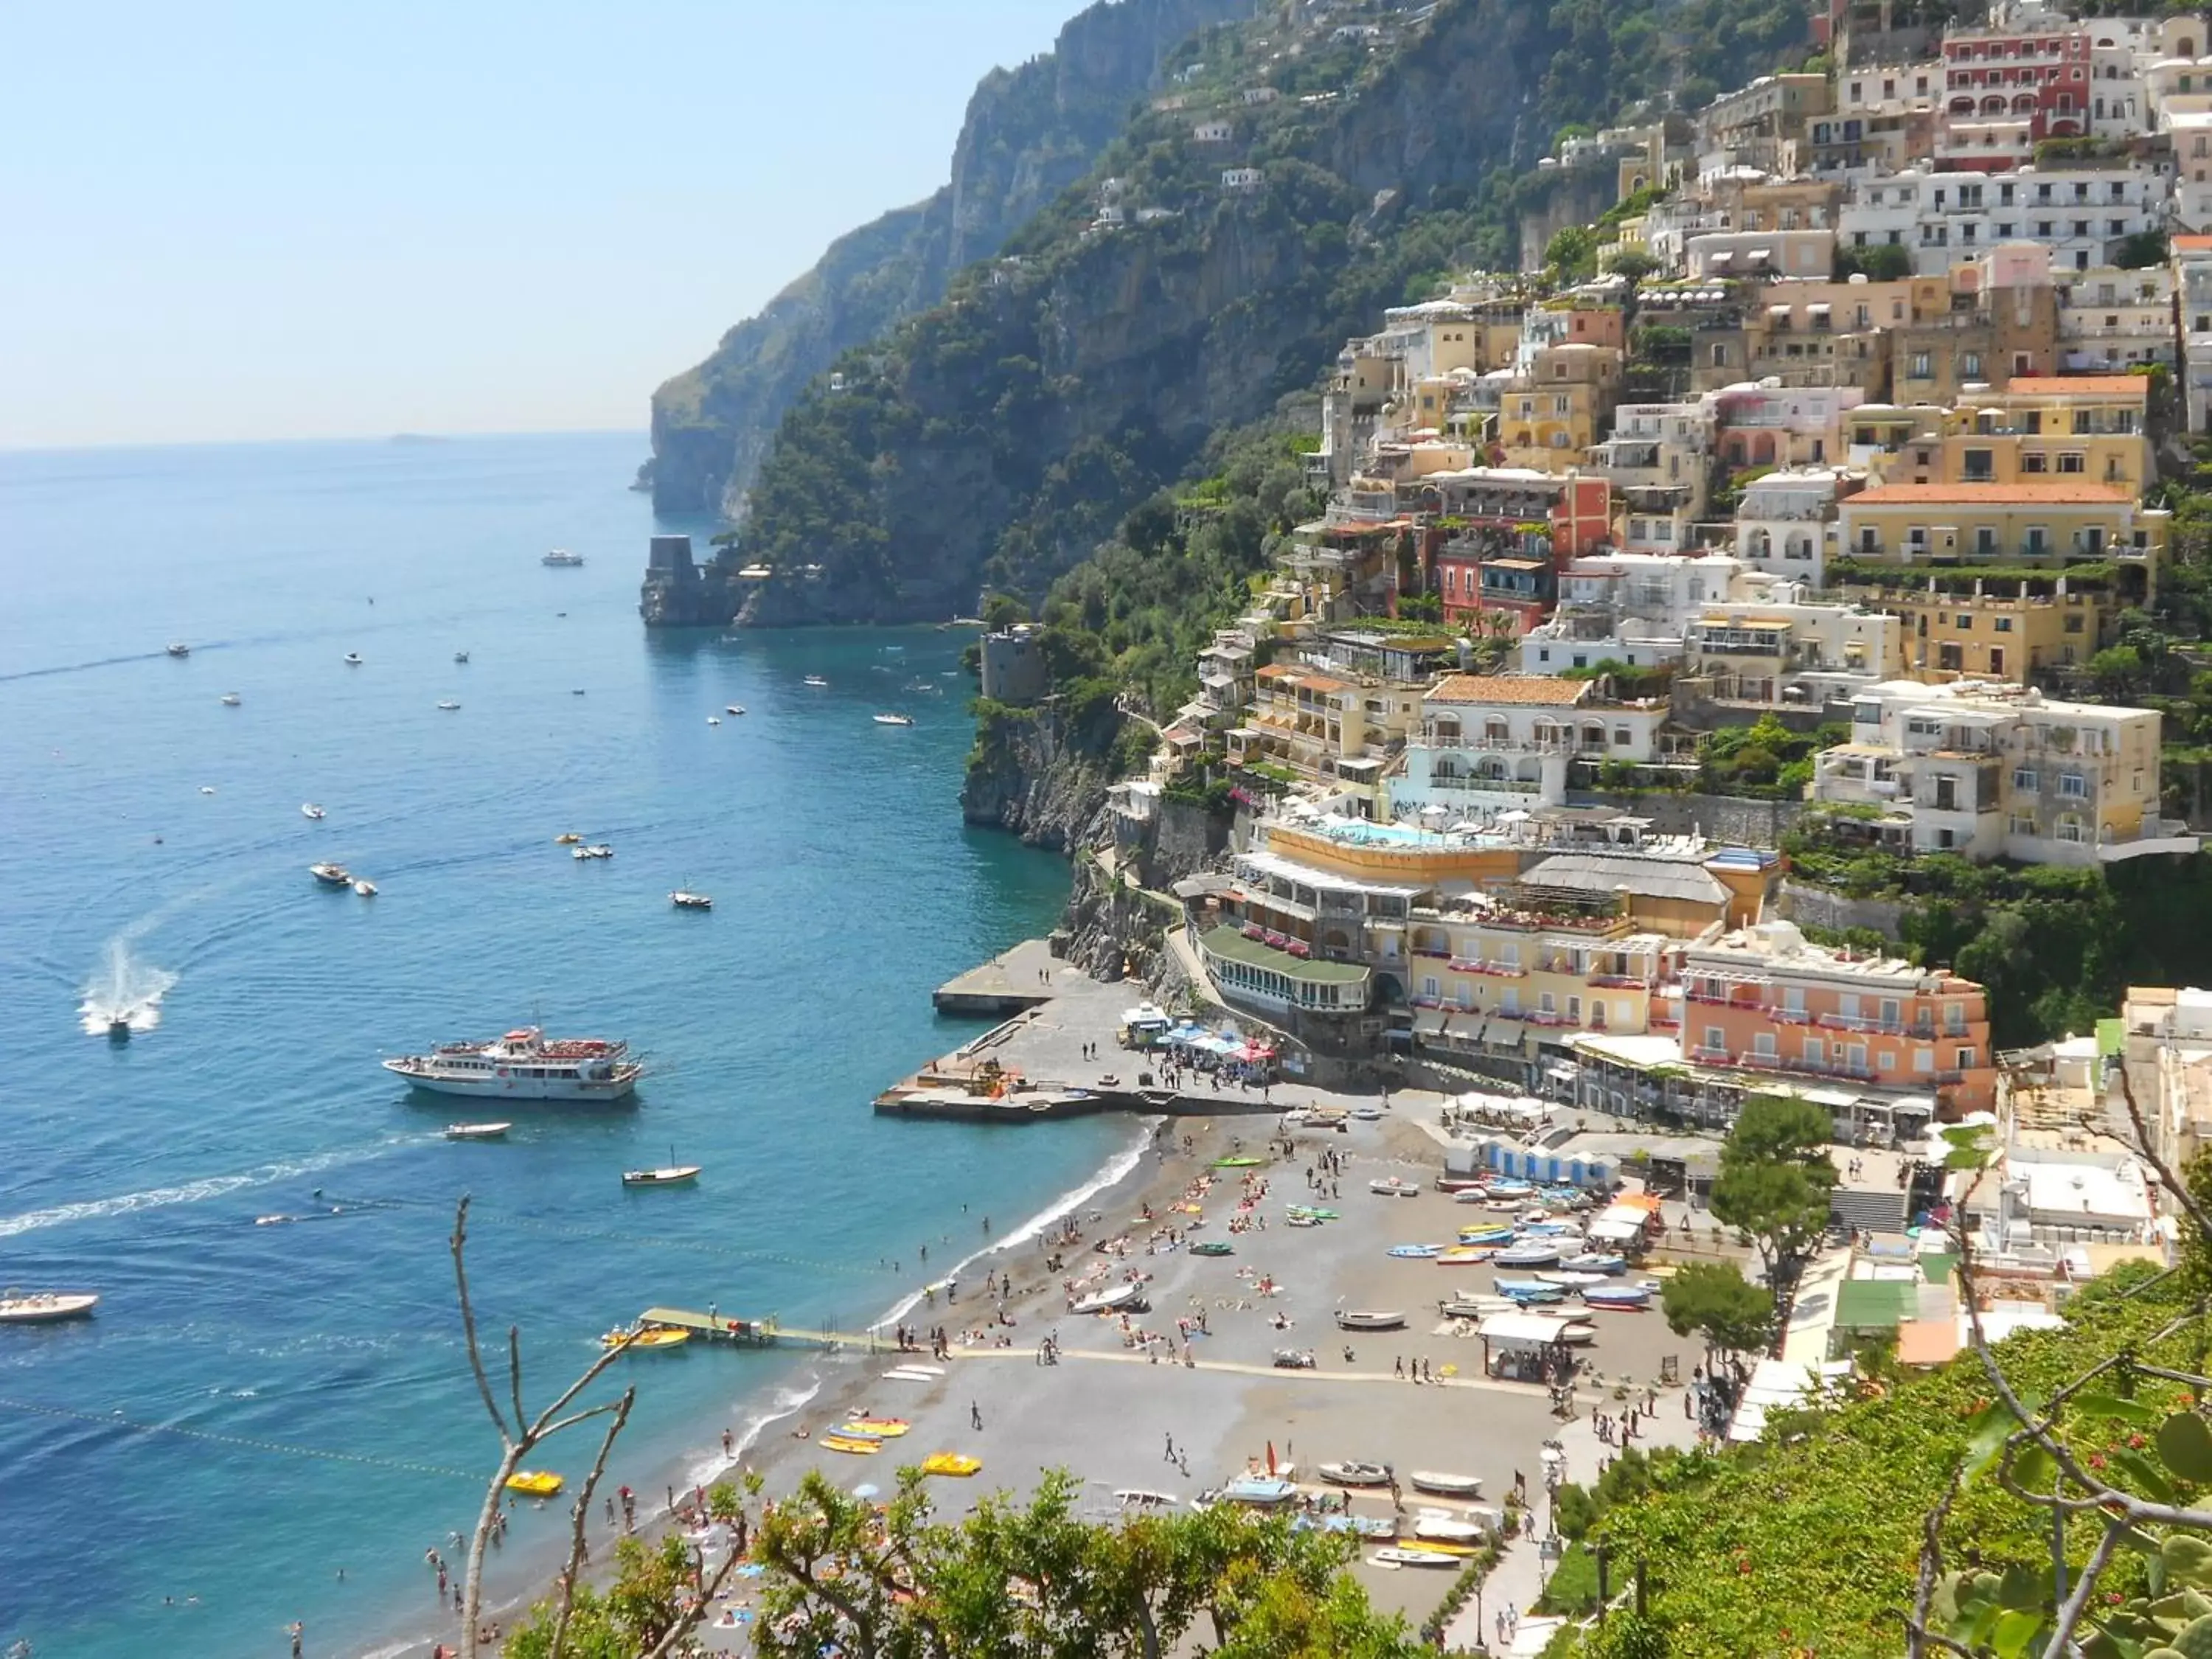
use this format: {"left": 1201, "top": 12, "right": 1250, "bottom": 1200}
{"left": 0, "top": 1, "right": 1080, "bottom": 449}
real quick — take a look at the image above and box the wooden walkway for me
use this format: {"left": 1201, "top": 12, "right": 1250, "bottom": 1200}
{"left": 638, "top": 1308, "right": 889, "bottom": 1349}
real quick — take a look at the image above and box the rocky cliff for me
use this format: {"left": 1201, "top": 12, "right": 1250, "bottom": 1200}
{"left": 647, "top": 0, "right": 1247, "bottom": 519}
{"left": 959, "top": 704, "right": 1117, "bottom": 852}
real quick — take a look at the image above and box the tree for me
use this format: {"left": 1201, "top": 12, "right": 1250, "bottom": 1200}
{"left": 981, "top": 591, "right": 1030, "bottom": 631}
{"left": 748, "top": 1467, "right": 1427, "bottom": 1659}
{"left": 1836, "top": 243, "right": 1913, "bottom": 282}
{"left": 1708, "top": 1095, "right": 1838, "bottom": 1286}
{"left": 1660, "top": 1260, "right": 1778, "bottom": 1357}
{"left": 1545, "top": 225, "right": 1599, "bottom": 282}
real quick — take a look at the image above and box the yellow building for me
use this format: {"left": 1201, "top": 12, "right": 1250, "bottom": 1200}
{"left": 1860, "top": 378, "right": 2154, "bottom": 495}
{"left": 1406, "top": 905, "right": 1676, "bottom": 1040}
{"left": 1499, "top": 345, "right": 1622, "bottom": 472}
{"left": 1837, "top": 483, "right": 2168, "bottom": 596}
{"left": 1226, "top": 664, "right": 1424, "bottom": 801}
{"left": 1841, "top": 581, "right": 2112, "bottom": 683}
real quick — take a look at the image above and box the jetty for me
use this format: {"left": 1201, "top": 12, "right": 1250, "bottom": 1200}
{"left": 634, "top": 1309, "right": 888, "bottom": 1351}
{"left": 931, "top": 938, "right": 1061, "bottom": 1015}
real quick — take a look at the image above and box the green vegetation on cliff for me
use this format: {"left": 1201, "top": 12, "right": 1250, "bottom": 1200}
{"left": 732, "top": 0, "right": 1812, "bottom": 627}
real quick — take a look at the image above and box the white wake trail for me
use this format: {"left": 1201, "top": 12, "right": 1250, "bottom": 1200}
{"left": 77, "top": 936, "right": 179, "bottom": 1034}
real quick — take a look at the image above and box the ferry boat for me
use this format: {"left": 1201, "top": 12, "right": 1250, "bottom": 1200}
{"left": 542, "top": 548, "right": 585, "bottom": 567}
{"left": 382, "top": 1026, "right": 641, "bottom": 1101}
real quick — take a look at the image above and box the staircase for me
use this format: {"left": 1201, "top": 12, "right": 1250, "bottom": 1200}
{"left": 1829, "top": 1184, "right": 1907, "bottom": 1236}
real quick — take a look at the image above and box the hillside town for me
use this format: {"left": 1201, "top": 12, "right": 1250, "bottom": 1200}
{"left": 976, "top": 0, "right": 2212, "bottom": 1212}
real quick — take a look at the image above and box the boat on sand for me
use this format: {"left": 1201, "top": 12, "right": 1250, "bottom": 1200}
{"left": 1409, "top": 1470, "right": 1483, "bottom": 1498}
{"left": 1334, "top": 1308, "right": 1405, "bottom": 1331}
{"left": 1318, "top": 1461, "right": 1390, "bottom": 1486}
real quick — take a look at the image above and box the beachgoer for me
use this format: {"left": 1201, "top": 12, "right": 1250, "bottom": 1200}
{"left": 971, "top": 1401, "right": 984, "bottom": 1430}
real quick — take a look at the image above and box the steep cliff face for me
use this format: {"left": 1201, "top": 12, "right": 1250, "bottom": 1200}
{"left": 959, "top": 706, "right": 1116, "bottom": 852}
{"left": 647, "top": 0, "right": 1246, "bottom": 518}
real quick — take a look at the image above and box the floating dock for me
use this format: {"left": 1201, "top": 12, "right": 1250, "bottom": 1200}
{"left": 636, "top": 1309, "right": 888, "bottom": 1350}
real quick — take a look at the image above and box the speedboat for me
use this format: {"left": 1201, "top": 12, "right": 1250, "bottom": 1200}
{"left": 1334, "top": 1308, "right": 1406, "bottom": 1331}
{"left": 1372, "top": 1548, "right": 1461, "bottom": 1568}
{"left": 622, "top": 1165, "right": 701, "bottom": 1187}
{"left": 706, "top": 715, "right": 720, "bottom": 726}
{"left": 1318, "top": 1461, "right": 1390, "bottom": 1486}
{"left": 505, "top": 1470, "right": 563, "bottom": 1498}
{"left": 0, "top": 1292, "right": 99, "bottom": 1324}
{"left": 1562, "top": 1252, "right": 1628, "bottom": 1275}
{"left": 220, "top": 692, "right": 241, "bottom": 706}
{"left": 352, "top": 880, "right": 378, "bottom": 897}
{"left": 600, "top": 1325, "right": 689, "bottom": 1351}
{"left": 725, "top": 705, "right": 745, "bottom": 716}
{"left": 1580, "top": 1283, "right": 1655, "bottom": 1310}
{"left": 165, "top": 642, "right": 190, "bottom": 658}
{"left": 199, "top": 786, "right": 216, "bottom": 795}
{"left": 872, "top": 712, "right": 914, "bottom": 726}
{"left": 454, "top": 650, "right": 470, "bottom": 664}
{"left": 343, "top": 653, "right": 363, "bottom": 666}
{"left": 443, "top": 1122, "right": 511, "bottom": 1140}
{"left": 1387, "top": 1244, "right": 1441, "bottom": 1259}
{"left": 1368, "top": 1177, "right": 1419, "bottom": 1198}
{"left": 437, "top": 700, "right": 460, "bottom": 712}
{"left": 572, "top": 844, "right": 613, "bottom": 860}
{"left": 670, "top": 891, "right": 712, "bottom": 911}
{"left": 309, "top": 863, "right": 352, "bottom": 887}
{"left": 802, "top": 675, "right": 829, "bottom": 688}
{"left": 542, "top": 548, "right": 585, "bottom": 567}
{"left": 1495, "top": 1239, "right": 1563, "bottom": 1269}
{"left": 301, "top": 804, "right": 325, "bottom": 820}
{"left": 1220, "top": 1475, "right": 1296, "bottom": 1506}
{"left": 106, "top": 1016, "right": 132, "bottom": 1042}
{"left": 1409, "top": 1470, "right": 1483, "bottom": 1498}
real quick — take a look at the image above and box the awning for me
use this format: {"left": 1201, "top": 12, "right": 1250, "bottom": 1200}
{"left": 1807, "top": 302, "right": 1832, "bottom": 316}
{"left": 1708, "top": 251, "right": 1734, "bottom": 266}
{"left": 1748, "top": 248, "right": 1774, "bottom": 264}
{"left": 1413, "top": 1008, "right": 1453, "bottom": 1037}
{"left": 1768, "top": 302, "right": 1792, "bottom": 316}
{"left": 1477, "top": 1312, "right": 1582, "bottom": 1348}
{"left": 1588, "top": 1217, "right": 1645, "bottom": 1245}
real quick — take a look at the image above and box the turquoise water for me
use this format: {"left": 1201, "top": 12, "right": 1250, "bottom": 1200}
{"left": 0, "top": 434, "right": 1130, "bottom": 1658}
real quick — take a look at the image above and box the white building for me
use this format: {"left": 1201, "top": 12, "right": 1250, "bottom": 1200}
{"left": 1194, "top": 119, "right": 1234, "bottom": 143}
{"left": 2055, "top": 263, "right": 2176, "bottom": 371}
{"left": 1222, "top": 167, "right": 1265, "bottom": 192}
{"left": 1734, "top": 467, "right": 1857, "bottom": 586}
{"left": 1519, "top": 551, "right": 1743, "bottom": 675}
{"left": 1686, "top": 228, "right": 1836, "bottom": 280}
{"left": 1680, "top": 581, "right": 1905, "bottom": 707}
{"left": 1839, "top": 161, "right": 2166, "bottom": 275}
{"left": 2179, "top": 234, "right": 2212, "bottom": 430}
{"left": 1392, "top": 675, "right": 1669, "bottom": 820}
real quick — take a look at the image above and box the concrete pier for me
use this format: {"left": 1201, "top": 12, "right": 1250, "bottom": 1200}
{"left": 931, "top": 938, "right": 1061, "bottom": 1015}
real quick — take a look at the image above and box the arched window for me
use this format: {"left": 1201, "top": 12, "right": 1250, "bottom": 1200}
{"left": 1484, "top": 717, "right": 1509, "bottom": 744}
{"left": 1582, "top": 723, "right": 1607, "bottom": 750}
{"left": 1981, "top": 94, "right": 2007, "bottom": 114}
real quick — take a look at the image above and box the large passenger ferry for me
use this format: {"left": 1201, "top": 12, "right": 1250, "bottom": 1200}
{"left": 383, "top": 1026, "right": 640, "bottom": 1101}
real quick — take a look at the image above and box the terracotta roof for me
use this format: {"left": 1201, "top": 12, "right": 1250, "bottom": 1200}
{"left": 2003, "top": 376, "right": 2148, "bottom": 397}
{"left": 1425, "top": 674, "right": 1591, "bottom": 707}
{"left": 2174, "top": 234, "right": 2212, "bottom": 252}
{"left": 1257, "top": 663, "right": 1355, "bottom": 694}
{"left": 1847, "top": 482, "right": 2136, "bottom": 507}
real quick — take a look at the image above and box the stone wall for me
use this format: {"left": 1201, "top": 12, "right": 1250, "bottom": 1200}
{"left": 1568, "top": 790, "right": 1806, "bottom": 848}
{"left": 1775, "top": 880, "right": 1908, "bottom": 940}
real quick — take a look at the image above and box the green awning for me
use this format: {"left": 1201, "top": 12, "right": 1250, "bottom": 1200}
{"left": 1834, "top": 1279, "right": 1918, "bottom": 1331}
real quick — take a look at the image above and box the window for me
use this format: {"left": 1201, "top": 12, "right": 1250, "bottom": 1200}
{"left": 1909, "top": 351, "right": 1933, "bottom": 378}
{"left": 1955, "top": 1047, "right": 1978, "bottom": 1071}
{"left": 2023, "top": 450, "right": 2048, "bottom": 473}
{"left": 1961, "top": 352, "right": 1983, "bottom": 380}
{"left": 1964, "top": 448, "right": 1994, "bottom": 480}
{"left": 2014, "top": 767, "right": 2039, "bottom": 792}
{"left": 1703, "top": 1025, "right": 1725, "bottom": 1053}
{"left": 1753, "top": 1031, "right": 1778, "bottom": 1057}
{"left": 2059, "top": 772, "right": 2089, "bottom": 798}
{"left": 1566, "top": 995, "right": 1582, "bottom": 1023}
{"left": 1915, "top": 1049, "right": 1935, "bottom": 1073}
{"left": 1993, "top": 616, "right": 2012, "bottom": 633}
{"left": 2025, "top": 526, "right": 2048, "bottom": 554}
{"left": 2058, "top": 451, "right": 2085, "bottom": 473}
{"left": 1881, "top": 998, "right": 1902, "bottom": 1031}
{"left": 1804, "top": 1035, "right": 1825, "bottom": 1064}
{"left": 1975, "top": 526, "right": 1997, "bottom": 554}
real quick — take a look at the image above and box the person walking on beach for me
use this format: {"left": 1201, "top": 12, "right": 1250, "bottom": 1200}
{"left": 1164, "top": 1432, "right": 1176, "bottom": 1463}
{"left": 291, "top": 1622, "right": 304, "bottom": 1658}
{"left": 971, "top": 1401, "right": 984, "bottom": 1431}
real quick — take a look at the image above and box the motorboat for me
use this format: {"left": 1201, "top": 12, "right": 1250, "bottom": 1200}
{"left": 1412, "top": 1513, "right": 1487, "bottom": 1543}
{"left": 301, "top": 804, "right": 326, "bottom": 820}
{"left": 200, "top": 786, "right": 216, "bottom": 795}
{"left": 1272, "top": 1347, "right": 1316, "bottom": 1368}
{"left": 106, "top": 1016, "right": 132, "bottom": 1042}
{"left": 1220, "top": 1475, "right": 1296, "bottom": 1506}
{"left": 1409, "top": 1470, "right": 1483, "bottom": 1498}
{"left": 1189, "top": 1239, "right": 1234, "bottom": 1257}
{"left": 1318, "top": 1461, "right": 1390, "bottom": 1486}
{"left": 922, "top": 1453, "right": 981, "bottom": 1478}
{"left": 600, "top": 1324, "right": 689, "bottom": 1351}
{"left": 309, "top": 863, "right": 352, "bottom": 887}
{"left": 725, "top": 705, "right": 745, "bottom": 716}
{"left": 1371, "top": 1548, "right": 1460, "bottom": 1568}
{"left": 352, "top": 880, "right": 378, "bottom": 897}
{"left": 0, "top": 1292, "right": 99, "bottom": 1324}
{"left": 1494, "top": 1240, "right": 1564, "bottom": 1269}
{"left": 383, "top": 1026, "right": 641, "bottom": 1101}
{"left": 706, "top": 715, "right": 720, "bottom": 726}
{"left": 554, "top": 834, "right": 582, "bottom": 845}
{"left": 1368, "top": 1177, "right": 1419, "bottom": 1198}
{"left": 1351, "top": 1105, "right": 1382, "bottom": 1121}
{"left": 802, "top": 675, "right": 829, "bottom": 688}
{"left": 437, "top": 700, "right": 460, "bottom": 712}
{"left": 622, "top": 1164, "right": 701, "bottom": 1188}
{"left": 1388, "top": 1244, "right": 1441, "bottom": 1259}
{"left": 505, "top": 1470, "right": 564, "bottom": 1498}
{"left": 454, "top": 651, "right": 470, "bottom": 664}
{"left": 443, "top": 1122, "right": 511, "bottom": 1141}
{"left": 670, "top": 891, "right": 713, "bottom": 911}
{"left": 542, "top": 548, "right": 585, "bottom": 567}
{"left": 571, "top": 688, "right": 586, "bottom": 695}
{"left": 1562, "top": 1252, "right": 1628, "bottom": 1275}
{"left": 343, "top": 653, "right": 363, "bottom": 666}
{"left": 1536, "top": 1270, "right": 1608, "bottom": 1289}
{"left": 1492, "top": 1279, "right": 1566, "bottom": 1304}
{"left": 572, "top": 844, "right": 613, "bottom": 860}
{"left": 1334, "top": 1309, "right": 1406, "bottom": 1331}
{"left": 1580, "top": 1283, "right": 1655, "bottom": 1310}
{"left": 872, "top": 712, "right": 914, "bottom": 726}
{"left": 220, "top": 692, "right": 241, "bottom": 706}
{"left": 1071, "top": 1281, "right": 1148, "bottom": 1315}
{"left": 165, "top": 642, "right": 190, "bottom": 658}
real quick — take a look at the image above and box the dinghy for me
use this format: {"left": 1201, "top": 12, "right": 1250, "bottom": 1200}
{"left": 1409, "top": 1470, "right": 1483, "bottom": 1498}
{"left": 1580, "top": 1283, "right": 1655, "bottom": 1310}
{"left": 1334, "top": 1308, "right": 1407, "bottom": 1331}
{"left": 1318, "top": 1461, "right": 1390, "bottom": 1486}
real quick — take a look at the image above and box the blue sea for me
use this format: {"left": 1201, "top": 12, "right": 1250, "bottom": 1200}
{"left": 0, "top": 433, "right": 1131, "bottom": 1658}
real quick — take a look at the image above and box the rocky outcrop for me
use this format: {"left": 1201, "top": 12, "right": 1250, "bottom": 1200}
{"left": 1057, "top": 854, "right": 1170, "bottom": 983}
{"left": 959, "top": 706, "right": 1116, "bottom": 852}
{"left": 647, "top": 0, "right": 1247, "bottom": 519}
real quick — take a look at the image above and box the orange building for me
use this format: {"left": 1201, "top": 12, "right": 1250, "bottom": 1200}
{"left": 1678, "top": 921, "right": 1995, "bottom": 1116}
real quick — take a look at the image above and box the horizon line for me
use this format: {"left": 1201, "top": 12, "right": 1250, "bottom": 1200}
{"left": 0, "top": 426, "right": 650, "bottom": 459}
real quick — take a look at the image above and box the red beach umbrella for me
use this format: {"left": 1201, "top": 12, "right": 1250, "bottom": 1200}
{"left": 1266, "top": 1440, "right": 1277, "bottom": 1475}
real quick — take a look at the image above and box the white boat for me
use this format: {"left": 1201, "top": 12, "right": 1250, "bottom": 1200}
{"left": 622, "top": 1164, "right": 700, "bottom": 1187}
{"left": 670, "top": 891, "right": 713, "bottom": 911}
{"left": 352, "top": 880, "right": 378, "bottom": 897}
{"left": 382, "top": 1026, "right": 641, "bottom": 1101}
{"left": 1562, "top": 1252, "right": 1628, "bottom": 1275}
{"left": 1413, "top": 1514, "right": 1487, "bottom": 1543}
{"left": 437, "top": 700, "right": 460, "bottom": 712}
{"left": 706, "top": 715, "right": 720, "bottom": 726}
{"left": 1071, "top": 1281, "right": 1148, "bottom": 1315}
{"left": 1368, "top": 1177, "right": 1419, "bottom": 1198}
{"left": 1220, "top": 1475, "right": 1297, "bottom": 1506}
{"left": 0, "top": 1292, "right": 99, "bottom": 1324}
{"left": 444, "top": 1122, "right": 511, "bottom": 1140}
{"left": 1537, "top": 1270, "right": 1607, "bottom": 1288}
{"left": 542, "top": 548, "right": 585, "bottom": 567}
{"left": 301, "top": 804, "right": 325, "bottom": 820}
{"left": 309, "top": 863, "right": 352, "bottom": 887}
{"left": 1318, "top": 1460, "right": 1390, "bottom": 1486}
{"left": 1114, "top": 1489, "right": 1180, "bottom": 1509}
{"left": 199, "top": 786, "right": 216, "bottom": 795}
{"left": 572, "top": 844, "right": 613, "bottom": 860}
{"left": 1409, "top": 1470, "right": 1483, "bottom": 1498}
{"left": 872, "top": 713, "right": 914, "bottom": 726}
{"left": 1334, "top": 1308, "right": 1406, "bottom": 1331}
{"left": 1580, "top": 1283, "right": 1655, "bottom": 1310}
{"left": 802, "top": 675, "right": 829, "bottom": 688}
{"left": 220, "top": 692, "right": 241, "bottom": 706}
{"left": 1371, "top": 1548, "right": 1460, "bottom": 1568}
{"left": 165, "top": 642, "right": 190, "bottom": 658}
{"left": 1352, "top": 1105, "right": 1383, "bottom": 1121}
{"left": 343, "top": 653, "right": 363, "bottom": 666}
{"left": 725, "top": 705, "right": 745, "bottom": 716}
{"left": 1495, "top": 1240, "right": 1564, "bottom": 1269}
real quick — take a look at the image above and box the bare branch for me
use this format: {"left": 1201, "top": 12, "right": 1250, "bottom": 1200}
{"left": 1903, "top": 1467, "right": 1961, "bottom": 1659}
{"left": 2115, "top": 1062, "right": 2212, "bottom": 1250}
{"left": 451, "top": 1197, "right": 512, "bottom": 1446}
{"left": 509, "top": 1324, "right": 526, "bottom": 1439}
{"left": 549, "top": 1386, "right": 634, "bottom": 1659}
{"left": 2039, "top": 1517, "right": 2129, "bottom": 1659}
{"left": 639, "top": 1544, "right": 750, "bottom": 1659}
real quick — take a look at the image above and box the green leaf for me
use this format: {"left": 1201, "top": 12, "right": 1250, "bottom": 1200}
{"left": 2074, "top": 1394, "right": 2167, "bottom": 1427}
{"left": 2115, "top": 1446, "right": 2180, "bottom": 1504}
{"left": 2157, "top": 1413, "right": 2212, "bottom": 1484}
{"left": 2013, "top": 1444, "right": 2059, "bottom": 1494}
{"left": 1992, "top": 1607, "right": 2045, "bottom": 1658}
{"left": 1966, "top": 1402, "right": 2017, "bottom": 1478}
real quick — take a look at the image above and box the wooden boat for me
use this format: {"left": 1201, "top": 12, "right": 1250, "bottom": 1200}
{"left": 841, "top": 1418, "right": 910, "bottom": 1438}
{"left": 1387, "top": 1244, "right": 1441, "bottom": 1259}
{"left": 0, "top": 1292, "right": 99, "bottom": 1324}
{"left": 1371, "top": 1547, "right": 1460, "bottom": 1568}
{"left": 922, "top": 1453, "right": 981, "bottom": 1477}
{"left": 444, "top": 1122, "right": 512, "bottom": 1141}
{"left": 1334, "top": 1308, "right": 1406, "bottom": 1332}
{"left": 1409, "top": 1470, "right": 1483, "bottom": 1498}
{"left": 1318, "top": 1461, "right": 1390, "bottom": 1486}
{"left": 505, "top": 1470, "right": 563, "bottom": 1497}
{"left": 1580, "top": 1283, "right": 1655, "bottom": 1310}
{"left": 622, "top": 1165, "right": 701, "bottom": 1188}
{"left": 819, "top": 1435, "right": 882, "bottom": 1455}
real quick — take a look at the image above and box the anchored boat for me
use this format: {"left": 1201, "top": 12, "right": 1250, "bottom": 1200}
{"left": 383, "top": 1026, "right": 641, "bottom": 1101}
{"left": 622, "top": 1164, "right": 700, "bottom": 1188}
{"left": 0, "top": 1292, "right": 99, "bottom": 1324}
{"left": 443, "top": 1121, "right": 511, "bottom": 1141}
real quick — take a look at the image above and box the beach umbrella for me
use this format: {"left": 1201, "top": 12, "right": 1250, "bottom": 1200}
{"left": 1266, "top": 1440, "right": 1278, "bottom": 1475}
{"left": 852, "top": 1481, "right": 881, "bottom": 1499}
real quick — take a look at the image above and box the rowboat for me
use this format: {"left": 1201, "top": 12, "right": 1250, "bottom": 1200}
{"left": 922, "top": 1453, "right": 981, "bottom": 1478}
{"left": 1368, "top": 1177, "right": 1419, "bottom": 1197}
{"left": 1433, "top": 1246, "right": 1493, "bottom": 1266}
{"left": 1409, "top": 1470, "right": 1483, "bottom": 1498}
{"left": 1494, "top": 1240, "right": 1563, "bottom": 1268}
{"left": 1318, "top": 1461, "right": 1390, "bottom": 1486}
{"left": 1387, "top": 1244, "right": 1440, "bottom": 1259}
{"left": 1456, "top": 1225, "right": 1514, "bottom": 1246}
{"left": 1371, "top": 1547, "right": 1459, "bottom": 1568}
{"left": 1562, "top": 1252, "right": 1629, "bottom": 1275}
{"left": 506, "top": 1470, "right": 563, "bottom": 1497}
{"left": 1537, "top": 1270, "right": 1609, "bottom": 1288}
{"left": 1580, "top": 1283, "right": 1655, "bottom": 1310}
{"left": 819, "top": 1435, "right": 881, "bottom": 1455}
{"left": 0, "top": 1292, "right": 99, "bottom": 1324}
{"left": 841, "top": 1418, "right": 909, "bottom": 1438}
{"left": 444, "top": 1122, "right": 512, "bottom": 1141}
{"left": 1334, "top": 1308, "right": 1406, "bottom": 1331}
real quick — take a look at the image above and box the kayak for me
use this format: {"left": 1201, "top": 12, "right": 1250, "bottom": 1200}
{"left": 922, "top": 1453, "right": 982, "bottom": 1477}
{"left": 1213, "top": 1156, "right": 1264, "bottom": 1168}
{"left": 841, "top": 1419, "right": 910, "bottom": 1438}
{"left": 506, "top": 1470, "right": 563, "bottom": 1497}
{"left": 819, "top": 1435, "right": 883, "bottom": 1455}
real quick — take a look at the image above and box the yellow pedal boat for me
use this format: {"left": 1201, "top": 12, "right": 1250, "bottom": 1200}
{"left": 921, "top": 1453, "right": 982, "bottom": 1478}
{"left": 506, "top": 1470, "right": 564, "bottom": 1497}
{"left": 600, "top": 1325, "right": 690, "bottom": 1351}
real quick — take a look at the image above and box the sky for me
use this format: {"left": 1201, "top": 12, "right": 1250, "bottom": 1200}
{"left": 0, "top": 1, "right": 1082, "bottom": 449}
